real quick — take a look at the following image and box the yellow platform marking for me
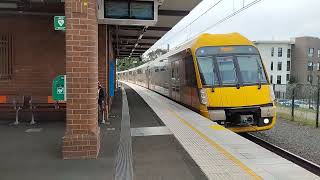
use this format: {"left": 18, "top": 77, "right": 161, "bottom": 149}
{"left": 210, "top": 124, "right": 227, "bottom": 130}
{"left": 124, "top": 82, "right": 263, "bottom": 180}
{"left": 167, "top": 109, "right": 263, "bottom": 180}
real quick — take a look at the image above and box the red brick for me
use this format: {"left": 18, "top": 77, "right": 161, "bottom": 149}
{"left": 83, "top": 145, "right": 96, "bottom": 151}
{"left": 68, "top": 40, "right": 80, "bottom": 46}
{"left": 63, "top": 146, "right": 78, "bottom": 151}
{"left": 74, "top": 109, "right": 88, "bottom": 114}
{"left": 67, "top": 91, "right": 80, "bottom": 99}
{"left": 67, "top": 124, "right": 81, "bottom": 129}
{"left": 89, "top": 140, "right": 97, "bottom": 145}
{"left": 80, "top": 114, "right": 96, "bottom": 120}
{"left": 73, "top": 120, "right": 88, "bottom": 124}
{"left": 72, "top": 98, "right": 88, "bottom": 104}
{"left": 73, "top": 35, "right": 88, "bottom": 41}
{"left": 73, "top": 46, "right": 88, "bottom": 52}
{"left": 63, "top": 0, "right": 100, "bottom": 160}
{"left": 67, "top": 114, "right": 80, "bottom": 119}
{"left": 73, "top": 56, "right": 88, "bottom": 62}
{"left": 63, "top": 141, "right": 73, "bottom": 146}
{"left": 72, "top": 129, "right": 88, "bottom": 134}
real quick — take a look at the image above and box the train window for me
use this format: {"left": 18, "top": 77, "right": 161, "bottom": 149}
{"left": 160, "top": 66, "right": 166, "bottom": 71}
{"left": 237, "top": 55, "right": 267, "bottom": 85}
{"left": 185, "top": 55, "right": 196, "bottom": 86}
{"left": 155, "top": 67, "right": 159, "bottom": 72}
{"left": 137, "top": 69, "right": 142, "bottom": 74}
{"left": 197, "top": 57, "right": 218, "bottom": 86}
{"left": 216, "top": 56, "right": 236, "bottom": 85}
{"left": 171, "top": 67, "right": 174, "bottom": 77}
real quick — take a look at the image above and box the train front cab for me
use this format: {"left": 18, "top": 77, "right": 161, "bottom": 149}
{"left": 192, "top": 42, "right": 276, "bottom": 133}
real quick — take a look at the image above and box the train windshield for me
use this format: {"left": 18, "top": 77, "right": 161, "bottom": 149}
{"left": 236, "top": 55, "right": 267, "bottom": 85}
{"left": 197, "top": 57, "right": 218, "bottom": 85}
{"left": 196, "top": 46, "right": 268, "bottom": 86}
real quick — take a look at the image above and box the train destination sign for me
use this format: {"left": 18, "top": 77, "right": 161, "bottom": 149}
{"left": 97, "top": 0, "right": 158, "bottom": 26}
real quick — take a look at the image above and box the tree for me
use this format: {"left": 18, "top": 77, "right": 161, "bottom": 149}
{"left": 288, "top": 76, "right": 298, "bottom": 84}
{"left": 116, "top": 57, "right": 145, "bottom": 71}
{"left": 145, "top": 48, "right": 168, "bottom": 61}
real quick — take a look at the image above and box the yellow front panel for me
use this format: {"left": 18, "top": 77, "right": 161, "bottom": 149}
{"left": 206, "top": 85, "right": 272, "bottom": 107}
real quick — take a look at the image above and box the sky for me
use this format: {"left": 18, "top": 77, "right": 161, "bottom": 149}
{"left": 145, "top": 0, "right": 320, "bottom": 55}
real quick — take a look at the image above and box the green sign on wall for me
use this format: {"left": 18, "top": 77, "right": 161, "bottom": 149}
{"left": 52, "top": 75, "right": 66, "bottom": 101}
{"left": 54, "top": 16, "right": 66, "bottom": 31}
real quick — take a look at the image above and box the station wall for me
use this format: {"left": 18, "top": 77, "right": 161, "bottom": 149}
{"left": 0, "top": 16, "right": 65, "bottom": 97}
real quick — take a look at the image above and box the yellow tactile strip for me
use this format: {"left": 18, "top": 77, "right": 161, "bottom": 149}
{"left": 167, "top": 109, "right": 263, "bottom": 180}
{"left": 124, "top": 82, "right": 263, "bottom": 180}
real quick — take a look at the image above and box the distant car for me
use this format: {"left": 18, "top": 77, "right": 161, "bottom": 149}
{"left": 294, "top": 100, "right": 315, "bottom": 110}
{"left": 276, "top": 99, "right": 299, "bottom": 107}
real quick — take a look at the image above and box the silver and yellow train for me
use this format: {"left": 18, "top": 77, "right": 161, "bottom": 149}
{"left": 118, "top": 33, "right": 276, "bottom": 133}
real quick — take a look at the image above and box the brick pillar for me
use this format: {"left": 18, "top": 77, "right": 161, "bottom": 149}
{"left": 62, "top": 0, "right": 100, "bottom": 159}
{"left": 98, "top": 24, "right": 108, "bottom": 115}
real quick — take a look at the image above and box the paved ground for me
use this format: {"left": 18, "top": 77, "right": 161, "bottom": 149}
{"left": 252, "top": 118, "right": 320, "bottom": 165}
{"left": 0, "top": 85, "right": 206, "bottom": 180}
{"left": 126, "top": 87, "right": 164, "bottom": 128}
{"left": 124, "top": 84, "right": 207, "bottom": 180}
{"left": 0, "top": 90, "right": 122, "bottom": 180}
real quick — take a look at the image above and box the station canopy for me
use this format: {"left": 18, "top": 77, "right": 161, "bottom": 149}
{"left": 112, "top": 0, "right": 203, "bottom": 58}
{"left": 0, "top": 0, "right": 202, "bottom": 58}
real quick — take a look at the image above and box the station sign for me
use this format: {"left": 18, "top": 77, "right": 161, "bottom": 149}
{"left": 52, "top": 75, "right": 67, "bottom": 101}
{"left": 97, "top": 0, "right": 158, "bottom": 26}
{"left": 54, "top": 16, "right": 66, "bottom": 31}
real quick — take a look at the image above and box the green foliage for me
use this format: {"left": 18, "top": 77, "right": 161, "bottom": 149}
{"left": 288, "top": 76, "right": 298, "bottom": 84}
{"left": 145, "top": 49, "right": 168, "bottom": 61}
{"left": 116, "top": 48, "right": 169, "bottom": 71}
{"left": 116, "top": 57, "right": 145, "bottom": 71}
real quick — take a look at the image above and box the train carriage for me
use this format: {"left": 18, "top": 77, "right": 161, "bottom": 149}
{"left": 118, "top": 33, "right": 276, "bottom": 133}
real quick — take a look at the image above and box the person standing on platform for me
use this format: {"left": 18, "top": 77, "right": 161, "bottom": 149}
{"left": 98, "top": 81, "right": 106, "bottom": 124}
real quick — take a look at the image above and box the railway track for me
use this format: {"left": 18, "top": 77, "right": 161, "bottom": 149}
{"left": 241, "top": 133, "right": 320, "bottom": 177}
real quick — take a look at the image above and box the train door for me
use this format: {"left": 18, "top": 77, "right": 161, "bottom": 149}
{"left": 170, "top": 62, "right": 176, "bottom": 99}
{"left": 171, "top": 61, "right": 180, "bottom": 101}
{"left": 175, "top": 60, "right": 181, "bottom": 102}
{"left": 146, "top": 67, "right": 150, "bottom": 89}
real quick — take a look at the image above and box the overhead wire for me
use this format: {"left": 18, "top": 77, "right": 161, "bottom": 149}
{"left": 145, "top": 0, "right": 262, "bottom": 56}
{"left": 151, "top": 0, "right": 224, "bottom": 50}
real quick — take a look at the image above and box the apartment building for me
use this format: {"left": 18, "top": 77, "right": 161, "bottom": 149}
{"left": 291, "top": 37, "right": 320, "bottom": 85}
{"left": 254, "top": 41, "right": 293, "bottom": 84}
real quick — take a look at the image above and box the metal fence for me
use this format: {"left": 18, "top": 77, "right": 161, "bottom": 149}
{"left": 273, "top": 84, "right": 319, "bottom": 128}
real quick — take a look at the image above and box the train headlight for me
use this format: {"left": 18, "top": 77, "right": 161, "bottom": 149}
{"left": 263, "top": 118, "right": 270, "bottom": 124}
{"left": 199, "top": 88, "right": 208, "bottom": 105}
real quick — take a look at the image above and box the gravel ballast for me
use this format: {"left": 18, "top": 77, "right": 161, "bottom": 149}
{"left": 251, "top": 118, "right": 320, "bottom": 165}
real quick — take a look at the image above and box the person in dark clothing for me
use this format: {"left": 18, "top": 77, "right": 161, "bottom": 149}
{"left": 98, "top": 81, "right": 106, "bottom": 123}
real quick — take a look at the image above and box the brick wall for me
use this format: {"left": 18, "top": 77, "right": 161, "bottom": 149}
{"left": 0, "top": 16, "right": 65, "bottom": 97}
{"left": 98, "top": 25, "right": 107, "bottom": 89}
{"left": 62, "top": 0, "right": 100, "bottom": 159}
{"left": 107, "top": 27, "right": 114, "bottom": 108}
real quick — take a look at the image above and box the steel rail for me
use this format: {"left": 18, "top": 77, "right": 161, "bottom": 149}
{"left": 240, "top": 133, "right": 320, "bottom": 177}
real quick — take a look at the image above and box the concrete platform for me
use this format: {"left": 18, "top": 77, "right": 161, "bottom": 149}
{"left": 122, "top": 81, "right": 320, "bottom": 180}
{"left": 0, "top": 84, "right": 206, "bottom": 180}
{"left": 0, "top": 91, "right": 123, "bottom": 180}
{"left": 118, "top": 84, "right": 207, "bottom": 180}
{"left": 1, "top": 80, "right": 319, "bottom": 180}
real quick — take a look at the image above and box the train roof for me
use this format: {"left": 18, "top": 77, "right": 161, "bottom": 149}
{"left": 190, "top": 33, "right": 254, "bottom": 51}
{"left": 118, "top": 33, "right": 253, "bottom": 74}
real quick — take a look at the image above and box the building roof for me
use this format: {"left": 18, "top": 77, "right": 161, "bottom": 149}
{"left": 253, "top": 40, "right": 294, "bottom": 45}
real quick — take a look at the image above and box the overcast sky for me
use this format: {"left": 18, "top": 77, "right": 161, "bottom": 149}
{"left": 146, "top": 0, "right": 320, "bottom": 55}
{"left": 208, "top": 0, "right": 320, "bottom": 40}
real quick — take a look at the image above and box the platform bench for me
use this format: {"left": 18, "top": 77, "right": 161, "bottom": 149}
{"left": 0, "top": 95, "right": 66, "bottom": 125}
